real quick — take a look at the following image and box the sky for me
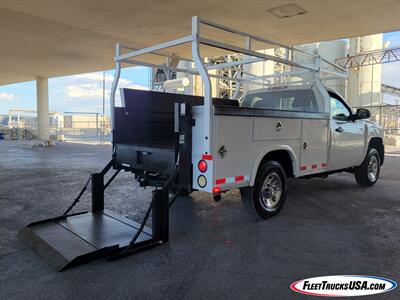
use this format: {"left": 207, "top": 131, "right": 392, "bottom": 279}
{"left": 0, "top": 31, "right": 399, "bottom": 115}
{"left": 0, "top": 66, "right": 150, "bottom": 116}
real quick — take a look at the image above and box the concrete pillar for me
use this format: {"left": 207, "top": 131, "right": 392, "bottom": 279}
{"left": 36, "top": 77, "right": 49, "bottom": 140}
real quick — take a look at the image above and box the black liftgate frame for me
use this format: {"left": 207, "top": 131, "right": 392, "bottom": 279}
{"left": 18, "top": 159, "right": 173, "bottom": 271}
{"left": 92, "top": 159, "right": 172, "bottom": 257}
{"left": 18, "top": 93, "right": 193, "bottom": 271}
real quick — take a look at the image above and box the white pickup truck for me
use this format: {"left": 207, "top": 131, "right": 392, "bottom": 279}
{"left": 202, "top": 84, "right": 384, "bottom": 219}
{"left": 111, "top": 17, "right": 384, "bottom": 220}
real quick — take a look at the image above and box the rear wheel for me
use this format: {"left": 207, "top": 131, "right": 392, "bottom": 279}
{"left": 241, "top": 161, "right": 287, "bottom": 219}
{"left": 354, "top": 148, "right": 380, "bottom": 187}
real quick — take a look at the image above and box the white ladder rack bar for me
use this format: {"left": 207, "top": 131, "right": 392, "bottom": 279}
{"left": 123, "top": 59, "right": 278, "bottom": 88}
{"left": 205, "top": 57, "right": 264, "bottom": 70}
{"left": 320, "top": 57, "right": 347, "bottom": 73}
{"left": 198, "top": 37, "right": 319, "bottom": 72}
{"left": 320, "top": 68, "right": 348, "bottom": 78}
{"left": 115, "top": 35, "right": 194, "bottom": 62}
{"left": 118, "top": 43, "right": 194, "bottom": 63}
{"left": 198, "top": 17, "right": 319, "bottom": 60}
{"left": 243, "top": 70, "right": 310, "bottom": 82}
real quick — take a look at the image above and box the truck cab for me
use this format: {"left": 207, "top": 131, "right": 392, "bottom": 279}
{"left": 327, "top": 89, "right": 384, "bottom": 171}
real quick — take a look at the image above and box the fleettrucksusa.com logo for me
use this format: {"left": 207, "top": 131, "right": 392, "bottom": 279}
{"left": 290, "top": 275, "right": 397, "bottom": 297}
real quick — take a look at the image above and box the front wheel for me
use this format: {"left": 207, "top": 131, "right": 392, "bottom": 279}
{"left": 240, "top": 161, "right": 287, "bottom": 219}
{"left": 354, "top": 148, "right": 380, "bottom": 187}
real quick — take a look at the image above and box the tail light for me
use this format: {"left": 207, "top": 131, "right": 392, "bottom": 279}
{"left": 198, "top": 160, "right": 207, "bottom": 173}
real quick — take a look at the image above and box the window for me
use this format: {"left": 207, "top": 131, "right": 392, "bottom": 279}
{"left": 241, "top": 89, "right": 319, "bottom": 112}
{"left": 330, "top": 97, "right": 350, "bottom": 120}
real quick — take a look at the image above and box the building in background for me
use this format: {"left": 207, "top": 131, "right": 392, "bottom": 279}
{"left": 289, "top": 35, "right": 383, "bottom": 107}
{"left": 63, "top": 114, "right": 109, "bottom": 129}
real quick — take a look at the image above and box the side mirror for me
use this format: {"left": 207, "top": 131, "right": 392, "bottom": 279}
{"left": 355, "top": 108, "right": 370, "bottom": 120}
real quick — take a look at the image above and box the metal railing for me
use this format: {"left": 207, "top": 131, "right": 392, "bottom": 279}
{"left": 0, "top": 121, "right": 112, "bottom": 144}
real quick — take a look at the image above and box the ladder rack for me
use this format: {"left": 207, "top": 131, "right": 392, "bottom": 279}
{"left": 111, "top": 16, "right": 347, "bottom": 155}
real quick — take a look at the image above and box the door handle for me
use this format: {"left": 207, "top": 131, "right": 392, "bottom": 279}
{"left": 335, "top": 126, "right": 344, "bottom": 133}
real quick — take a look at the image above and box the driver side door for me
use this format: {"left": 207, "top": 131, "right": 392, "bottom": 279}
{"left": 329, "top": 94, "right": 365, "bottom": 170}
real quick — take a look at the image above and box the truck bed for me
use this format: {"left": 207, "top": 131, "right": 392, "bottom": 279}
{"left": 113, "top": 89, "right": 238, "bottom": 175}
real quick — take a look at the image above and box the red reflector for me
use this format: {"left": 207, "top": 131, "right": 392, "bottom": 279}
{"left": 300, "top": 165, "right": 307, "bottom": 171}
{"left": 198, "top": 160, "right": 207, "bottom": 173}
{"left": 235, "top": 175, "right": 244, "bottom": 182}
{"left": 212, "top": 186, "right": 221, "bottom": 194}
{"left": 321, "top": 163, "right": 327, "bottom": 168}
{"left": 202, "top": 154, "right": 213, "bottom": 160}
{"left": 216, "top": 178, "right": 226, "bottom": 185}
{"left": 311, "top": 164, "right": 317, "bottom": 169}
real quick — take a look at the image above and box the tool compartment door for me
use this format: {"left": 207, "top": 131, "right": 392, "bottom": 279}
{"left": 300, "top": 119, "right": 329, "bottom": 175}
{"left": 213, "top": 115, "right": 252, "bottom": 189}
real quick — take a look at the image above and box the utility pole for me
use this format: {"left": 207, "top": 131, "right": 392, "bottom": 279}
{"left": 0, "top": 84, "right": 2, "bottom": 116}
{"left": 102, "top": 71, "right": 105, "bottom": 116}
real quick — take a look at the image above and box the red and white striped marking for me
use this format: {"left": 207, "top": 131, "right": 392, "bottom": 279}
{"left": 215, "top": 175, "right": 250, "bottom": 185}
{"left": 300, "top": 163, "right": 328, "bottom": 171}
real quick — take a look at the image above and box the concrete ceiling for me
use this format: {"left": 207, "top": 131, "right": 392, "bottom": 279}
{"left": 0, "top": 0, "right": 399, "bottom": 85}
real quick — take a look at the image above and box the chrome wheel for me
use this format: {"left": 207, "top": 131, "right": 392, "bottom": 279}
{"left": 259, "top": 172, "right": 282, "bottom": 211}
{"left": 368, "top": 155, "right": 378, "bottom": 182}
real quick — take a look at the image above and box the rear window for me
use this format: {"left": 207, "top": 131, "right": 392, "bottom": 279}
{"left": 241, "top": 89, "right": 319, "bottom": 112}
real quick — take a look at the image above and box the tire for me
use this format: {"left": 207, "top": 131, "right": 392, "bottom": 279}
{"left": 354, "top": 148, "right": 380, "bottom": 187}
{"left": 240, "top": 160, "right": 287, "bottom": 219}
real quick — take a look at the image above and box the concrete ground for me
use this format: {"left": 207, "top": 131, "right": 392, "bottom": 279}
{"left": 0, "top": 141, "right": 399, "bottom": 299}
